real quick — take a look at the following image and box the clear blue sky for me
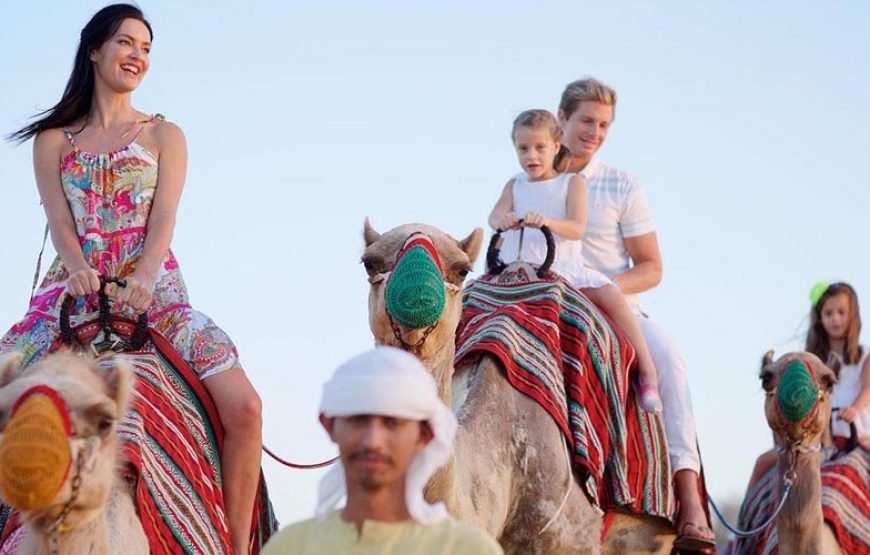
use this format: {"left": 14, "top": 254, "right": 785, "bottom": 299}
{"left": 1, "top": 1, "right": 868, "bottom": 526}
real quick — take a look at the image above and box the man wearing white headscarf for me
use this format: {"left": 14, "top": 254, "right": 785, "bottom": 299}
{"left": 262, "top": 347, "right": 503, "bottom": 555}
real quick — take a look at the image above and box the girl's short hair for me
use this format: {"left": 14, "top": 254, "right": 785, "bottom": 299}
{"left": 806, "top": 282, "right": 863, "bottom": 365}
{"left": 511, "top": 109, "right": 571, "bottom": 172}
{"left": 559, "top": 77, "right": 618, "bottom": 120}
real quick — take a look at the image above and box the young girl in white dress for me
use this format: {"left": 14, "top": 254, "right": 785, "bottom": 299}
{"left": 807, "top": 282, "right": 870, "bottom": 441}
{"left": 744, "top": 281, "right": 870, "bottom": 495}
{"left": 488, "top": 109, "right": 662, "bottom": 412}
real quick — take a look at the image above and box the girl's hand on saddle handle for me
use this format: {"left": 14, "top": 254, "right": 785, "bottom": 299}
{"left": 523, "top": 211, "right": 548, "bottom": 229}
{"left": 838, "top": 406, "right": 858, "bottom": 423}
{"left": 495, "top": 212, "right": 521, "bottom": 232}
{"left": 116, "top": 269, "right": 157, "bottom": 313}
{"left": 66, "top": 266, "right": 101, "bottom": 297}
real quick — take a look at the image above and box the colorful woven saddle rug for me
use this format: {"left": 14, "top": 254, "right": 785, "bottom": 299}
{"left": 455, "top": 263, "right": 672, "bottom": 517}
{"left": 0, "top": 319, "right": 277, "bottom": 555}
{"left": 731, "top": 444, "right": 870, "bottom": 554}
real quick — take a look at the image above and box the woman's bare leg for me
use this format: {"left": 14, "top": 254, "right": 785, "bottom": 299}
{"left": 204, "top": 368, "right": 263, "bottom": 555}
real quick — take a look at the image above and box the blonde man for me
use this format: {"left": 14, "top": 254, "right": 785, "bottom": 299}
{"left": 557, "top": 77, "right": 715, "bottom": 551}
{"left": 262, "top": 347, "right": 503, "bottom": 555}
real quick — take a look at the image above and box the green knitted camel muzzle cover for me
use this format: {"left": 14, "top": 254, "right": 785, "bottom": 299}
{"left": 777, "top": 359, "right": 819, "bottom": 423}
{"left": 385, "top": 240, "right": 446, "bottom": 330}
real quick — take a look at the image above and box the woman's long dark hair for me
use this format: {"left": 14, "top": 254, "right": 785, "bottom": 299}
{"left": 8, "top": 4, "right": 152, "bottom": 143}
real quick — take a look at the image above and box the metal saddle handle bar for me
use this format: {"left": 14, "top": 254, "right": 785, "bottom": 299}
{"left": 59, "top": 275, "right": 149, "bottom": 353}
{"left": 486, "top": 220, "right": 556, "bottom": 278}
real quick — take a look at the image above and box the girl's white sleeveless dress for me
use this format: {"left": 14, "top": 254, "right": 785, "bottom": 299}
{"left": 831, "top": 346, "right": 870, "bottom": 440}
{"left": 500, "top": 172, "right": 611, "bottom": 289}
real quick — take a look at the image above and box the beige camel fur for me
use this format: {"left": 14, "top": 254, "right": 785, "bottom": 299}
{"left": 0, "top": 352, "right": 148, "bottom": 555}
{"left": 362, "top": 221, "right": 676, "bottom": 555}
{"left": 759, "top": 351, "right": 842, "bottom": 555}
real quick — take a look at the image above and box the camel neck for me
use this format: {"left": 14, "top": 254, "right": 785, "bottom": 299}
{"left": 776, "top": 449, "right": 826, "bottom": 553}
{"left": 419, "top": 340, "right": 456, "bottom": 407}
{"left": 425, "top": 356, "right": 513, "bottom": 533}
{"left": 32, "top": 512, "right": 110, "bottom": 555}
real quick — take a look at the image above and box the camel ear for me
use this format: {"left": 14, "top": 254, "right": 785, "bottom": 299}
{"left": 103, "top": 357, "right": 135, "bottom": 413}
{"left": 761, "top": 349, "right": 775, "bottom": 370}
{"left": 363, "top": 218, "right": 381, "bottom": 247}
{"left": 458, "top": 228, "right": 484, "bottom": 265}
{"left": 0, "top": 353, "right": 23, "bottom": 388}
{"left": 825, "top": 352, "right": 842, "bottom": 380}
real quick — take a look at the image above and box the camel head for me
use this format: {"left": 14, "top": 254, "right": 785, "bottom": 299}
{"left": 759, "top": 351, "right": 839, "bottom": 451}
{"left": 0, "top": 351, "right": 133, "bottom": 529}
{"left": 362, "top": 220, "right": 483, "bottom": 365}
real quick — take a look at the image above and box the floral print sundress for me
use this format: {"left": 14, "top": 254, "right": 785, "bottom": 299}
{"left": 0, "top": 116, "right": 239, "bottom": 378}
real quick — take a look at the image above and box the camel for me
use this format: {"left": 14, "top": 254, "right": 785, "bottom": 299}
{"left": 757, "top": 351, "right": 842, "bottom": 554}
{"left": 0, "top": 351, "right": 148, "bottom": 555}
{"left": 362, "top": 221, "right": 676, "bottom": 555}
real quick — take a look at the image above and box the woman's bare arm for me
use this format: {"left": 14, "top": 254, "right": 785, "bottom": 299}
{"left": 33, "top": 129, "right": 100, "bottom": 295}
{"left": 117, "top": 120, "right": 187, "bottom": 311}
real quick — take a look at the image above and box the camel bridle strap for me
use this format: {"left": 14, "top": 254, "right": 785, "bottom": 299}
{"left": 390, "top": 317, "right": 439, "bottom": 350}
{"left": 46, "top": 450, "right": 88, "bottom": 555}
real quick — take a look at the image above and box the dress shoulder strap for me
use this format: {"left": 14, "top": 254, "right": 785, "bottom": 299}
{"left": 128, "top": 113, "right": 165, "bottom": 143}
{"left": 62, "top": 129, "right": 78, "bottom": 151}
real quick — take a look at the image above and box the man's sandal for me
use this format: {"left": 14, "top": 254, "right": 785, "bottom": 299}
{"left": 673, "top": 522, "right": 717, "bottom": 552}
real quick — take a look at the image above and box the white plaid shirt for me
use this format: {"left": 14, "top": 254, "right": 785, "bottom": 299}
{"left": 580, "top": 157, "right": 656, "bottom": 307}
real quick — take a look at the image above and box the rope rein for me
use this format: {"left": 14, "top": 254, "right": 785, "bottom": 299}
{"left": 709, "top": 473, "right": 795, "bottom": 538}
{"left": 262, "top": 445, "right": 338, "bottom": 470}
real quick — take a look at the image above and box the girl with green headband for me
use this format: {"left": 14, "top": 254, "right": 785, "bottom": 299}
{"left": 745, "top": 282, "right": 870, "bottom": 496}
{"left": 807, "top": 282, "right": 870, "bottom": 441}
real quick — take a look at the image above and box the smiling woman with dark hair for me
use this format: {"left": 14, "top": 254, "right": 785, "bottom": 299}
{"left": 2, "top": 5, "right": 263, "bottom": 553}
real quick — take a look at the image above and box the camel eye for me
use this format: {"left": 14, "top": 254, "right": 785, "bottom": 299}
{"left": 97, "top": 416, "right": 113, "bottom": 434}
{"left": 362, "top": 258, "right": 382, "bottom": 275}
{"left": 84, "top": 403, "right": 116, "bottom": 437}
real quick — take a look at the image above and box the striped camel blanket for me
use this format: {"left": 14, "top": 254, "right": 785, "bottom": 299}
{"left": 455, "top": 266, "right": 672, "bottom": 517}
{"left": 0, "top": 320, "right": 277, "bottom": 554}
{"left": 730, "top": 444, "right": 870, "bottom": 555}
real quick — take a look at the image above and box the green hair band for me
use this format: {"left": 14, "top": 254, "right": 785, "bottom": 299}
{"left": 809, "top": 282, "right": 830, "bottom": 307}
